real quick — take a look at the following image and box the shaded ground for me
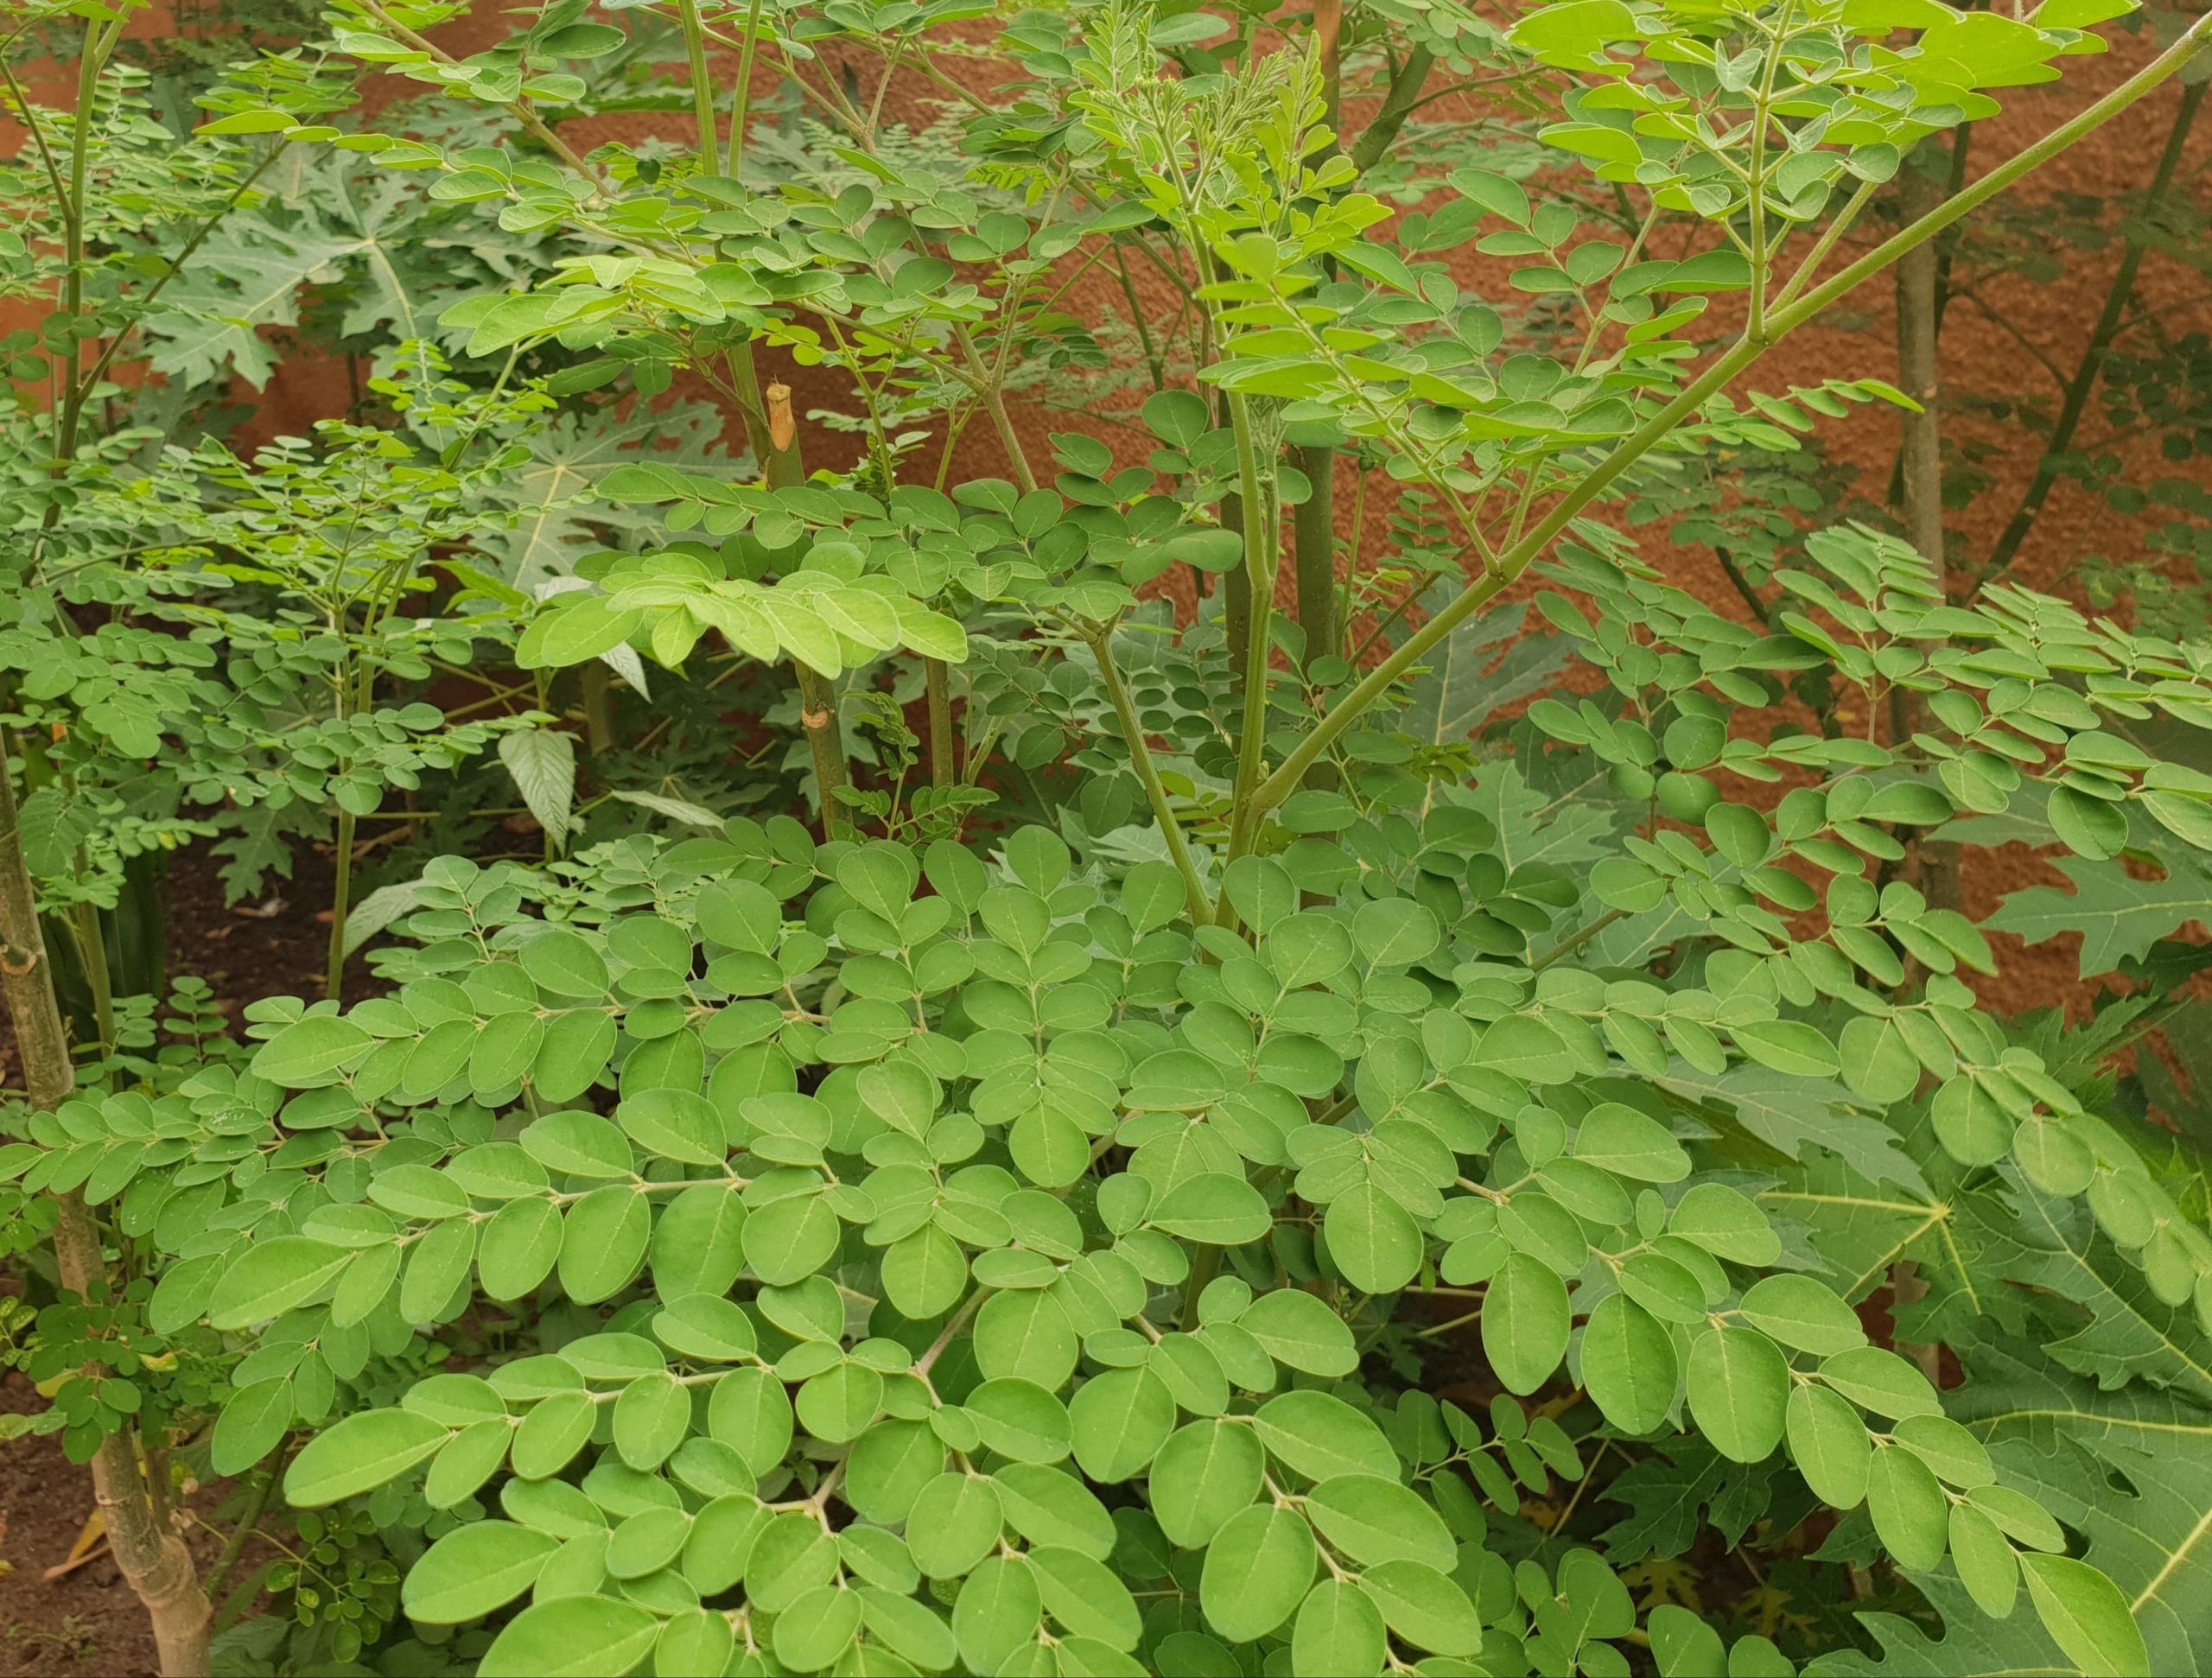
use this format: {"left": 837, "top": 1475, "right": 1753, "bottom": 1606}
{"left": 1, "top": 1378, "right": 166, "bottom": 1678}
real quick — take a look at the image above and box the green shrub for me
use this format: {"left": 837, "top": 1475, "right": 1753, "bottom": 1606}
{"left": 8, "top": 0, "right": 2212, "bottom": 1675}
{"left": 22, "top": 520, "right": 2212, "bottom": 1675}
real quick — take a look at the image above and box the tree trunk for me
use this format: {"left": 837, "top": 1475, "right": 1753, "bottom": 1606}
{"left": 581, "top": 661, "right": 615, "bottom": 755}
{"left": 1221, "top": 487, "right": 1249, "bottom": 716}
{"left": 1889, "top": 153, "right": 1953, "bottom": 1389}
{"left": 1293, "top": 444, "right": 1337, "bottom": 669}
{"left": 0, "top": 734, "right": 211, "bottom": 1677}
{"left": 793, "top": 663, "right": 851, "bottom": 838}
{"left": 1297, "top": 0, "right": 1342, "bottom": 679}
{"left": 1894, "top": 149, "right": 1960, "bottom": 920}
{"left": 752, "top": 379, "right": 854, "bottom": 838}
{"left": 0, "top": 733, "right": 76, "bottom": 1122}
{"left": 48, "top": 1200, "right": 213, "bottom": 1678}
{"left": 925, "top": 658, "right": 956, "bottom": 788}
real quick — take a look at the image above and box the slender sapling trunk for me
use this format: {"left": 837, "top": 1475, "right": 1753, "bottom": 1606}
{"left": 1, "top": 739, "right": 211, "bottom": 1677}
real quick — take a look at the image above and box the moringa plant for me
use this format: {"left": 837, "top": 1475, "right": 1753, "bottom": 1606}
{"left": 0, "top": 16, "right": 563, "bottom": 1664}
{"left": 7, "top": 1, "right": 2212, "bottom": 1676}
{"left": 0, "top": 14, "right": 348, "bottom": 1037}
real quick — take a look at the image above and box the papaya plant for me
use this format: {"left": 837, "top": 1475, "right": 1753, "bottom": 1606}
{"left": 0, "top": 10, "right": 346, "bottom": 1039}
{"left": 6, "top": 0, "right": 2212, "bottom": 1675}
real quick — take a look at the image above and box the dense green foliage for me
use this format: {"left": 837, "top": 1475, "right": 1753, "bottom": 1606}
{"left": 5, "top": 0, "right": 2212, "bottom": 1675}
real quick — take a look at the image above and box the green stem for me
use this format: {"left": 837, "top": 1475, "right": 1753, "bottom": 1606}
{"left": 1245, "top": 16, "right": 2212, "bottom": 823}
{"left": 674, "top": 0, "right": 720, "bottom": 172}
{"left": 202, "top": 1477, "right": 274, "bottom": 1603}
{"left": 722, "top": 326, "right": 846, "bottom": 833}
{"left": 1289, "top": 1, "right": 1344, "bottom": 702}
{"left": 52, "top": 107, "right": 284, "bottom": 490}
{"left": 794, "top": 664, "right": 851, "bottom": 842}
{"left": 1179, "top": 1247, "right": 1222, "bottom": 1333}
{"left": 1346, "top": 46, "right": 1434, "bottom": 174}
{"left": 70, "top": 896, "right": 113, "bottom": 1054}
{"left": 726, "top": 0, "right": 766, "bottom": 175}
{"left": 1929, "top": 118, "right": 1974, "bottom": 334}
{"left": 1766, "top": 175, "right": 1877, "bottom": 316}
{"left": 1334, "top": 461, "right": 1366, "bottom": 664}
{"left": 327, "top": 805, "right": 355, "bottom": 1001}
{"left": 52, "top": 15, "right": 112, "bottom": 467}
{"left": 1531, "top": 907, "right": 1625, "bottom": 971}
{"left": 30, "top": 136, "right": 286, "bottom": 595}
{"left": 954, "top": 325, "right": 1038, "bottom": 493}
{"left": 1743, "top": 2, "right": 1799, "bottom": 342}
{"left": 1223, "top": 392, "right": 1274, "bottom": 883}
{"left": 581, "top": 661, "right": 615, "bottom": 755}
{"left": 322, "top": 560, "right": 394, "bottom": 1002}
{"left": 1084, "top": 626, "right": 1211, "bottom": 927}
{"left": 1113, "top": 245, "right": 1166, "bottom": 391}
{"left": 0, "top": 54, "right": 68, "bottom": 223}
{"left": 1891, "top": 149, "right": 1958, "bottom": 928}
{"left": 1293, "top": 442, "right": 1336, "bottom": 673}
{"left": 925, "top": 658, "right": 955, "bottom": 788}
{"left": 1221, "top": 498, "right": 1249, "bottom": 704}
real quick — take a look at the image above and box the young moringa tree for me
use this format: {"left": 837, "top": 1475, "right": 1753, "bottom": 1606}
{"left": 0, "top": 750, "right": 214, "bottom": 1673}
{"left": 0, "top": 15, "right": 365, "bottom": 1672}
{"left": 0, "top": 20, "right": 557, "bottom": 1668}
{"left": 0, "top": 17, "right": 347, "bottom": 1048}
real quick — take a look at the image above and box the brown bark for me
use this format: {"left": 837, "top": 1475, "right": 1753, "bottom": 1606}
{"left": 48, "top": 1199, "right": 213, "bottom": 1678}
{"left": 0, "top": 735, "right": 74, "bottom": 1114}
{"left": 1, "top": 734, "right": 210, "bottom": 1677}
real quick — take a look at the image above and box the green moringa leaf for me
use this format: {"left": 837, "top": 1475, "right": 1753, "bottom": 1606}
{"left": 1199, "top": 1504, "right": 1316, "bottom": 1643}
{"left": 1483, "top": 1253, "right": 1571, "bottom": 1395}
{"left": 285, "top": 1408, "right": 450, "bottom": 1508}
